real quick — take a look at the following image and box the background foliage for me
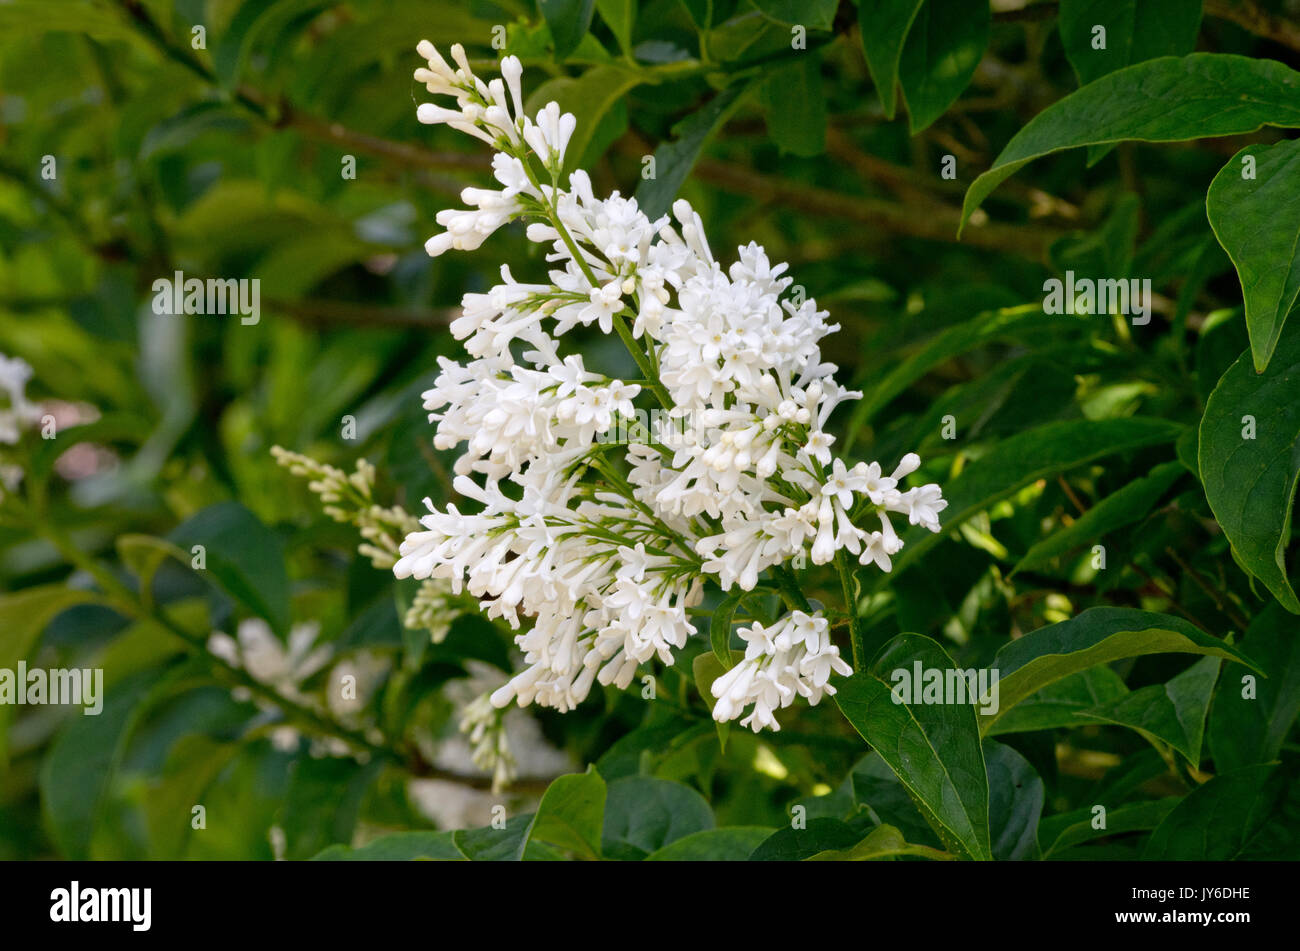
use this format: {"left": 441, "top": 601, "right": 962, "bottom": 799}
{"left": 2, "top": 0, "right": 1299, "bottom": 860}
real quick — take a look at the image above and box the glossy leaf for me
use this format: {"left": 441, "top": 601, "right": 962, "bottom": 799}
{"left": 528, "top": 767, "right": 607, "bottom": 859}
{"left": 897, "top": 0, "right": 989, "bottom": 133}
{"left": 170, "top": 502, "right": 292, "bottom": 636}
{"left": 645, "top": 826, "right": 773, "bottom": 860}
{"left": 1012, "top": 461, "right": 1184, "bottom": 577}
{"left": 313, "top": 830, "right": 463, "bottom": 860}
{"left": 1207, "top": 604, "right": 1300, "bottom": 772}
{"left": 1078, "top": 655, "right": 1222, "bottom": 765}
{"left": 981, "top": 607, "right": 1256, "bottom": 734}
{"left": 857, "top": 0, "right": 925, "bottom": 119}
{"left": 1199, "top": 330, "right": 1300, "bottom": 612}
{"left": 601, "top": 776, "right": 714, "bottom": 860}
{"left": 1144, "top": 764, "right": 1300, "bottom": 859}
{"left": 961, "top": 54, "right": 1300, "bottom": 232}
{"left": 836, "top": 633, "right": 992, "bottom": 860}
{"left": 1206, "top": 139, "right": 1300, "bottom": 372}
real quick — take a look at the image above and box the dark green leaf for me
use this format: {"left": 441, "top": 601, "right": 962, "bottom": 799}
{"left": 645, "top": 826, "right": 773, "bottom": 859}
{"left": 454, "top": 812, "right": 535, "bottom": 861}
{"left": 39, "top": 671, "right": 160, "bottom": 859}
{"left": 1199, "top": 331, "right": 1300, "bottom": 612}
{"left": 601, "top": 775, "right": 714, "bottom": 860}
{"left": 806, "top": 823, "right": 954, "bottom": 860}
{"left": 1012, "top": 461, "right": 1185, "bottom": 576}
{"left": 883, "top": 418, "right": 1183, "bottom": 583}
{"left": 1038, "top": 798, "right": 1178, "bottom": 856}
{"left": 986, "top": 667, "right": 1129, "bottom": 736}
{"left": 540, "top": 0, "right": 597, "bottom": 59}
{"left": 761, "top": 54, "right": 826, "bottom": 156}
{"left": 635, "top": 83, "right": 751, "bottom": 219}
{"left": 960, "top": 54, "right": 1300, "bottom": 232}
{"left": 857, "top": 0, "right": 925, "bottom": 119}
{"left": 171, "top": 502, "right": 292, "bottom": 636}
{"left": 982, "top": 607, "right": 1257, "bottom": 734}
{"left": 897, "top": 0, "right": 989, "bottom": 133}
{"left": 528, "top": 767, "right": 607, "bottom": 859}
{"left": 984, "top": 740, "right": 1045, "bottom": 860}
{"left": 749, "top": 817, "right": 864, "bottom": 860}
{"left": 1079, "top": 655, "right": 1222, "bottom": 765}
{"left": 751, "top": 0, "right": 837, "bottom": 31}
{"left": 313, "top": 830, "right": 463, "bottom": 860}
{"left": 1206, "top": 139, "right": 1300, "bottom": 372}
{"left": 1144, "top": 764, "right": 1300, "bottom": 859}
{"left": 1208, "top": 603, "right": 1300, "bottom": 772}
{"left": 835, "top": 633, "right": 992, "bottom": 860}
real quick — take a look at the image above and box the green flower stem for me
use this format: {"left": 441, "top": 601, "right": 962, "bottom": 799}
{"left": 834, "top": 550, "right": 866, "bottom": 670}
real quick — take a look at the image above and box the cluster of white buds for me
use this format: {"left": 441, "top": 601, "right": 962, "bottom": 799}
{"left": 272, "top": 446, "right": 466, "bottom": 643}
{"left": 394, "top": 43, "right": 947, "bottom": 731}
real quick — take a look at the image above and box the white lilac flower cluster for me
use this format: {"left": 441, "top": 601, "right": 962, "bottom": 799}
{"left": 0, "top": 353, "right": 43, "bottom": 491}
{"left": 393, "top": 42, "right": 947, "bottom": 731}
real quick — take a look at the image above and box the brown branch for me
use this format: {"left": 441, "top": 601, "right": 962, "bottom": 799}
{"left": 1205, "top": 0, "right": 1300, "bottom": 52}
{"left": 689, "top": 156, "right": 1063, "bottom": 258}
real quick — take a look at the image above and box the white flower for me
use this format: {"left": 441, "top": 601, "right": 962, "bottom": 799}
{"left": 399, "top": 43, "right": 948, "bottom": 730}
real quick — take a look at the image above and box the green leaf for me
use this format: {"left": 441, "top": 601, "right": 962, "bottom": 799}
{"left": 454, "top": 812, "right": 535, "bottom": 861}
{"left": 645, "top": 826, "right": 773, "bottom": 859}
{"left": 984, "top": 740, "right": 1045, "bottom": 860}
{"left": 1059, "top": 0, "right": 1202, "bottom": 87}
{"left": 850, "top": 752, "right": 944, "bottom": 848}
{"left": 1207, "top": 603, "right": 1300, "bottom": 772}
{"left": 171, "top": 501, "right": 292, "bottom": 636}
{"left": 275, "top": 755, "right": 384, "bottom": 860}
{"left": 749, "top": 817, "right": 866, "bottom": 860}
{"left": 635, "top": 82, "right": 751, "bottom": 219}
{"left": 213, "top": 0, "right": 333, "bottom": 89}
{"left": 807, "top": 823, "right": 954, "bottom": 860}
{"left": 1206, "top": 139, "right": 1300, "bottom": 372}
{"left": 857, "top": 0, "right": 925, "bottom": 119}
{"left": 960, "top": 54, "right": 1300, "bottom": 232}
{"left": 1012, "top": 461, "right": 1185, "bottom": 576}
{"left": 751, "top": 0, "right": 837, "bottom": 31}
{"left": 601, "top": 775, "right": 714, "bottom": 860}
{"left": 525, "top": 66, "right": 644, "bottom": 172}
{"left": 1144, "top": 764, "right": 1300, "bottom": 859}
{"left": 540, "top": 0, "right": 597, "bottom": 59}
{"left": 1038, "top": 798, "right": 1178, "bottom": 856}
{"left": 897, "top": 0, "right": 989, "bottom": 133}
{"left": 760, "top": 55, "right": 826, "bottom": 156}
{"left": 0, "top": 585, "right": 102, "bottom": 673}
{"left": 981, "top": 607, "right": 1257, "bottom": 735}
{"left": 596, "top": 0, "right": 636, "bottom": 54}
{"left": 835, "top": 633, "right": 992, "bottom": 860}
{"left": 846, "top": 304, "right": 1042, "bottom": 438}
{"left": 116, "top": 534, "right": 191, "bottom": 608}
{"left": 985, "top": 667, "right": 1129, "bottom": 736}
{"left": 1078, "top": 655, "right": 1222, "bottom": 765}
{"left": 528, "top": 767, "right": 607, "bottom": 859}
{"left": 145, "top": 735, "right": 240, "bottom": 859}
{"left": 692, "top": 649, "right": 743, "bottom": 750}
{"left": 1199, "top": 331, "right": 1300, "bottom": 612}
{"left": 883, "top": 417, "right": 1183, "bottom": 583}
{"left": 313, "top": 830, "right": 463, "bottom": 860}
{"left": 39, "top": 671, "right": 159, "bottom": 859}
{"left": 710, "top": 590, "right": 746, "bottom": 669}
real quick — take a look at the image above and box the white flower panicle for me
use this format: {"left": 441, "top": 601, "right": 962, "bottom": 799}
{"left": 396, "top": 42, "right": 948, "bottom": 731}
{"left": 0, "top": 353, "right": 44, "bottom": 491}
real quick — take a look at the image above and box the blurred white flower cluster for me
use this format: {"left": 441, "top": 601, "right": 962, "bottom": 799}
{"left": 394, "top": 43, "right": 947, "bottom": 731}
{"left": 0, "top": 353, "right": 43, "bottom": 491}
